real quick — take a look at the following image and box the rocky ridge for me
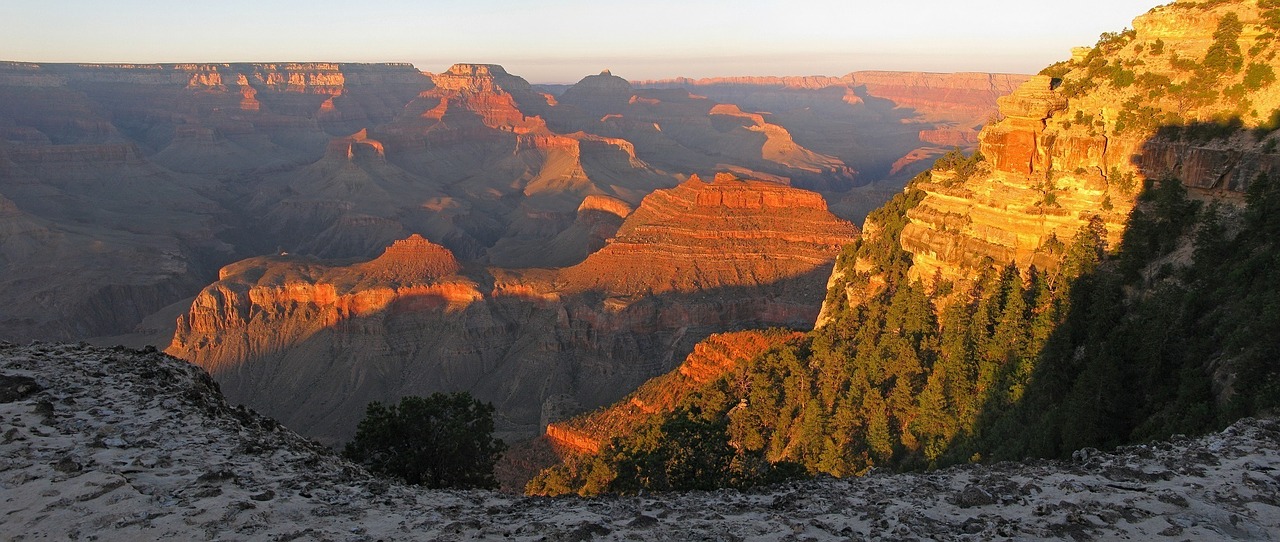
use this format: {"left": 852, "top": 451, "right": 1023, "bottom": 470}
{"left": 635, "top": 71, "right": 1030, "bottom": 183}
{"left": 553, "top": 70, "right": 858, "bottom": 192}
{"left": 166, "top": 174, "right": 857, "bottom": 444}
{"left": 2, "top": 342, "right": 1278, "bottom": 540}
{"left": 559, "top": 173, "right": 858, "bottom": 296}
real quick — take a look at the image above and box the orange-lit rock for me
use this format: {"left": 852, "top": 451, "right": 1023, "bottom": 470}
{"left": 356, "top": 233, "right": 460, "bottom": 280}
{"left": 560, "top": 173, "right": 858, "bottom": 296}
{"left": 545, "top": 330, "right": 798, "bottom": 454}
{"left": 978, "top": 75, "right": 1069, "bottom": 175}
{"left": 577, "top": 194, "right": 632, "bottom": 220}
{"left": 821, "top": 0, "right": 1280, "bottom": 320}
{"left": 167, "top": 176, "right": 855, "bottom": 444}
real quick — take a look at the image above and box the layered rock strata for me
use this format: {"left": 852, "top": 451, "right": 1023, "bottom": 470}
{"left": 822, "top": 0, "right": 1280, "bottom": 319}
{"left": 168, "top": 176, "right": 857, "bottom": 443}
{"left": 0, "top": 60, "right": 1024, "bottom": 342}
{"left": 561, "top": 173, "right": 858, "bottom": 296}
{"left": 635, "top": 71, "right": 1030, "bottom": 183}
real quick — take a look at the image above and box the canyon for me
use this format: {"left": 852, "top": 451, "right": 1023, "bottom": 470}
{"left": 635, "top": 71, "right": 1029, "bottom": 182}
{"left": 527, "top": 0, "right": 1280, "bottom": 492}
{"left": 1, "top": 0, "right": 1279, "bottom": 536}
{"left": 0, "top": 59, "right": 1016, "bottom": 444}
{"left": 167, "top": 174, "right": 857, "bottom": 443}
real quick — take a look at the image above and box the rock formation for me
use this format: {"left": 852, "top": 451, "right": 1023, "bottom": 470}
{"left": 825, "top": 0, "right": 1280, "bottom": 306}
{"left": 167, "top": 176, "right": 857, "bottom": 443}
{"left": 635, "top": 71, "right": 1030, "bottom": 183}
{"left": 560, "top": 174, "right": 858, "bottom": 296}
{"left": 0, "top": 59, "right": 1025, "bottom": 344}
{"left": 553, "top": 71, "right": 859, "bottom": 192}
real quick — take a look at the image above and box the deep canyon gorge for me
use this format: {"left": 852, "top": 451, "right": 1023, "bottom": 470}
{"left": 3, "top": 1, "right": 1280, "bottom": 538}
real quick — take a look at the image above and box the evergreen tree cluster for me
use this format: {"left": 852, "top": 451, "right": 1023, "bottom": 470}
{"left": 344, "top": 392, "right": 506, "bottom": 489}
{"left": 527, "top": 408, "right": 802, "bottom": 496}
{"left": 978, "top": 174, "right": 1280, "bottom": 459}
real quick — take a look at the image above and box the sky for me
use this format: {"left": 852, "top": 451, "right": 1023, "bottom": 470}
{"left": 2, "top": 0, "right": 1163, "bottom": 83}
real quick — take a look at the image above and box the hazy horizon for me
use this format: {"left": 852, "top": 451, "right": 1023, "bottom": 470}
{"left": 5, "top": 0, "right": 1161, "bottom": 83}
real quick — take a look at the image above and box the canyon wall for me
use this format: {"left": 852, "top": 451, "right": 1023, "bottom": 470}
{"left": 2, "top": 59, "right": 1045, "bottom": 455}
{"left": 823, "top": 0, "right": 1280, "bottom": 316}
{"left": 635, "top": 71, "right": 1031, "bottom": 185}
{"left": 167, "top": 175, "right": 857, "bottom": 443}
{"left": 0, "top": 60, "right": 1024, "bottom": 344}
{"left": 0, "top": 62, "right": 434, "bottom": 341}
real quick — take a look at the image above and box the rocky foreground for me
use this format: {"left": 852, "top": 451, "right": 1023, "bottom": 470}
{"left": 1, "top": 342, "right": 1278, "bottom": 541}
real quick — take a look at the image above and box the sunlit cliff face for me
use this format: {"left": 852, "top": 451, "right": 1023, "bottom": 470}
{"left": 885, "top": 2, "right": 1280, "bottom": 294}
{"left": 165, "top": 173, "right": 857, "bottom": 444}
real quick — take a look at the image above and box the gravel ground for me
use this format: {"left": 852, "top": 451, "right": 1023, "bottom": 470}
{"left": 2, "top": 342, "right": 1278, "bottom": 541}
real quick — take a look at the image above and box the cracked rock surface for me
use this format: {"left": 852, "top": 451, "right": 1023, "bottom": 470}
{"left": 2, "top": 342, "right": 1278, "bottom": 541}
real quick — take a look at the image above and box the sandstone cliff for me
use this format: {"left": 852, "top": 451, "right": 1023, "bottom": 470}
{"left": 824, "top": 0, "right": 1280, "bottom": 312}
{"left": 167, "top": 176, "right": 857, "bottom": 444}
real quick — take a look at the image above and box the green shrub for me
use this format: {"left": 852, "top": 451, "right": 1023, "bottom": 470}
{"left": 1244, "top": 63, "right": 1276, "bottom": 90}
{"left": 1039, "top": 61, "right": 1071, "bottom": 79}
{"left": 1203, "top": 13, "right": 1244, "bottom": 74}
{"left": 344, "top": 392, "right": 506, "bottom": 489}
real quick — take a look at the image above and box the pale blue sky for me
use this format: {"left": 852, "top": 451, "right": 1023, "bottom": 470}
{"left": 2, "top": 0, "right": 1163, "bottom": 82}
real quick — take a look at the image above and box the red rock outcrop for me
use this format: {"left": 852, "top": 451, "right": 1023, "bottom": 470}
{"left": 577, "top": 194, "right": 632, "bottom": 220}
{"left": 560, "top": 173, "right": 858, "bottom": 296}
{"left": 169, "top": 235, "right": 480, "bottom": 374}
{"left": 356, "top": 234, "right": 461, "bottom": 281}
{"left": 167, "top": 175, "right": 855, "bottom": 444}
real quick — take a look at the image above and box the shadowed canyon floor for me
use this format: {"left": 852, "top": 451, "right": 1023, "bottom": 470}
{"left": 0, "top": 60, "right": 1020, "bottom": 449}
{"left": 2, "top": 343, "right": 1278, "bottom": 540}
